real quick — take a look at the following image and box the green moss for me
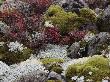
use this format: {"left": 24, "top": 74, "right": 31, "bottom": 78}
{"left": 44, "top": 5, "right": 78, "bottom": 34}
{"left": 85, "top": 55, "right": 110, "bottom": 69}
{"left": 41, "top": 58, "right": 64, "bottom": 74}
{"left": 46, "top": 80, "right": 62, "bottom": 82}
{"left": 51, "top": 66, "right": 63, "bottom": 74}
{"left": 41, "top": 58, "right": 64, "bottom": 65}
{"left": 66, "top": 64, "right": 84, "bottom": 79}
{"left": 80, "top": 8, "right": 97, "bottom": 23}
{"left": 65, "top": 55, "right": 110, "bottom": 81}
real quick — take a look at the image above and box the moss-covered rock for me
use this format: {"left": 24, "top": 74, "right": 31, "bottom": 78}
{"left": 65, "top": 55, "right": 110, "bottom": 81}
{"left": 41, "top": 58, "right": 64, "bottom": 74}
{"left": 44, "top": 5, "right": 78, "bottom": 34}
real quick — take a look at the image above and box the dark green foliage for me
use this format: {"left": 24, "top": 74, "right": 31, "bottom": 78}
{"left": 0, "top": 43, "right": 32, "bottom": 65}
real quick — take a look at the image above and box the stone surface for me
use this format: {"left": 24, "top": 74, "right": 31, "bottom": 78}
{"left": 48, "top": 71, "right": 66, "bottom": 82}
{"left": 87, "top": 32, "right": 110, "bottom": 56}
{"left": 67, "top": 42, "right": 80, "bottom": 59}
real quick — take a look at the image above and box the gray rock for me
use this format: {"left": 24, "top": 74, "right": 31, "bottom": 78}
{"left": 88, "top": 32, "right": 110, "bottom": 56}
{"left": 47, "top": 71, "right": 66, "bottom": 82}
{"left": 53, "top": 0, "right": 88, "bottom": 13}
{"left": 67, "top": 42, "right": 80, "bottom": 58}
{"left": 67, "top": 32, "right": 110, "bottom": 58}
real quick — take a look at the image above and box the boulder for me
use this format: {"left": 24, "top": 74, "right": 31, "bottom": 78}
{"left": 67, "top": 42, "right": 80, "bottom": 59}
{"left": 47, "top": 71, "right": 66, "bottom": 82}
{"left": 87, "top": 32, "right": 110, "bottom": 56}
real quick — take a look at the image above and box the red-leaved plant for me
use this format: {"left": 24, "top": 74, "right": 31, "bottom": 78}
{"left": 68, "top": 30, "right": 86, "bottom": 42}
{"left": 44, "top": 26, "right": 61, "bottom": 44}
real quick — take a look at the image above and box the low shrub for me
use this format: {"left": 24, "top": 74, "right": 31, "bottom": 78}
{"left": 0, "top": 41, "right": 32, "bottom": 65}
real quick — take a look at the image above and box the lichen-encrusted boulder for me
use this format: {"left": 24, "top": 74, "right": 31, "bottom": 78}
{"left": 67, "top": 32, "right": 110, "bottom": 58}
{"left": 87, "top": 32, "right": 110, "bottom": 56}
{"left": 61, "top": 0, "right": 88, "bottom": 13}
{"left": 47, "top": 71, "right": 66, "bottom": 82}
{"left": 67, "top": 42, "right": 80, "bottom": 59}
{"left": 97, "top": 5, "right": 110, "bottom": 32}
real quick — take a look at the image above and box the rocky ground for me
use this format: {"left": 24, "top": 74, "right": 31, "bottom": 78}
{"left": 0, "top": 0, "right": 110, "bottom": 82}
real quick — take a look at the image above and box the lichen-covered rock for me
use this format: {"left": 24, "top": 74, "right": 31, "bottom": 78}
{"left": 67, "top": 32, "right": 110, "bottom": 58}
{"left": 47, "top": 71, "right": 66, "bottom": 82}
{"left": 87, "top": 32, "right": 110, "bottom": 56}
{"left": 97, "top": 5, "right": 110, "bottom": 32}
{"left": 67, "top": 42, "right": 80, "bottom": 59}
{"left": 61, "top": 0, "right": 88, "bottom": 13}
{"left": 84, "top": 0, "right": 108, "bottom": 9}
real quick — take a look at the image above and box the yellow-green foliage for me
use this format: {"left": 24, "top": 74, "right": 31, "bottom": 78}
{"left": 41, "top": 58, "right": 64, "bottom": 74}
{"left": 80, "top": 8, "right": 97, "bottom": 22}
{"left": 44, "top": 5, "right": 97, "bottom": 34}
{"left": 66, "top": 55, "right": 110, "bottom": 81}
{"left": 0, "top": 0, "right": 4, "bottom": 5}
{"left": 46, "top": 80, "right": 62, "bottom": 82}
{"left": 0, "top": 44, "right": 32, "bottom": 65}
{"left": 66, "top": 64, "right": 84, "bottom": 79}
{"left": 41, "top": 58, "right": 64, "bottom": 65}
{"left": 44, "top": 5, "right": 78, "bottom": 34}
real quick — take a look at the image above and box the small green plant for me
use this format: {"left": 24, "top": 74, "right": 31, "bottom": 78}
{"left": 44, "top": 5, "right": 78, "bottom": 34}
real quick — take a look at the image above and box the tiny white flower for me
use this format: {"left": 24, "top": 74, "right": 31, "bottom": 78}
{"left": 0, "top": 42, "right": 4, "bottom": 46}
{"left": 44, "top": 21, "right": 54, "bottom": 27}
{"left": 102, "top": 79, "right": 108, "bottom": 82}
{"left": 88, "top": 72, "right": 92, "bottom": 75}
{"left": 71, "top": 76, "right": 78, "bottom": 80}
{"left": 77, "top": 76, "right": 84, "bottom": 82}
{"left": 86, "top": 79, "right": 93, "bottom": 82}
